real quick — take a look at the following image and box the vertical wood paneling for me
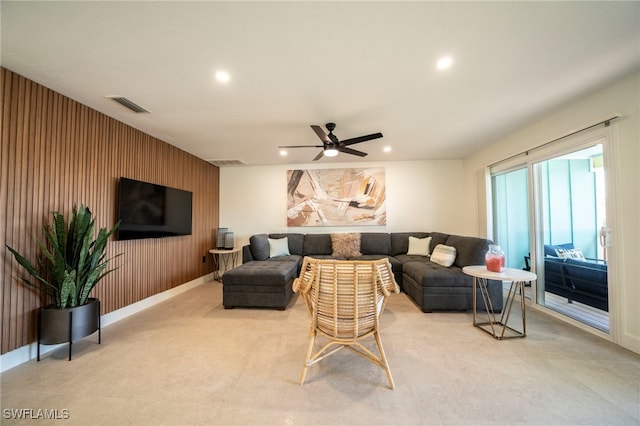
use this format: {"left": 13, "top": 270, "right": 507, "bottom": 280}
{"left": 1, "top": 68, "right": 220, "bottom": 354}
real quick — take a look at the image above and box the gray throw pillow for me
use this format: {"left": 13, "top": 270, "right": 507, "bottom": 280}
{"left": 250, "top": 234, "right": 270, "bottom": 261}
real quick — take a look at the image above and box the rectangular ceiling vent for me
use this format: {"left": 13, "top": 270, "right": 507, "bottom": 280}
{"left": 207, "top": 159, "right": 247, "bottom": 167}
{"left": 106, "top": 96, "right": 151, "bottom": 113}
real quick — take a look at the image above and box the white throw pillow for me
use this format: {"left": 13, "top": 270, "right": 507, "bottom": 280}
{"left": 268, "top": 237, "right": 290, "bottom": 258}
{"left": 556, "top": 248, "right": 586, "bottom": 260}
{"left": 430, "top": 244, "right": 457, "bottom": 267}
{"left": 407, "top": 236, "right": 431, "bottom": 256}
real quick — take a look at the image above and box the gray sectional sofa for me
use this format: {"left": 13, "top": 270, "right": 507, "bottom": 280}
{"left": 222, "top": 232, "right": 503, "bottom": 312}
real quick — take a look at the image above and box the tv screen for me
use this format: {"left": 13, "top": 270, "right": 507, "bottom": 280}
{"left": 117, "top": 177, "right": 193, "bottom": 240}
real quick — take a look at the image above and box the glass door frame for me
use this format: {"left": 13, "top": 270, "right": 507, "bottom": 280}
{"left": 486, "top": 125, "right": 617, "bottom": 340}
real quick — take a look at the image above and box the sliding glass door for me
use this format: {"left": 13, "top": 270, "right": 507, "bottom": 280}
{"left": 491, "top": 167, "right": 530, "bottom": 272}
{"left": 489, "top": 139, "right": 609, "bottom": 332}
{"left": 533, "top": 143, "right": 609, "bottom": 332}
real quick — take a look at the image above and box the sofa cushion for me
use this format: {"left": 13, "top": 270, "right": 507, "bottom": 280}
{"left": 394, "top": 254, "right": 432, "bottom": 263}
{"left": 430, "top": 244, "right": 457, "bottom": 267}
{"left": 269, "top": 233, "right": 304, "bottom": 255}
{"left": 303, "top": 234, "right": 333, "bottom": 255}
{"left": 390, "top": 232, "right": 430, "bottom": 256}
{"left": 306, "top": 254, "right": 343, "bottom": 260}
{"left": 266, "top": 254, "right": 303, "bottom": 266}
{"left": 407, "top": 236, "right": 431, "bottom": 256}
{"left": 429, "top": 232, "right": 450, "bottom": 249}
{"left": 350, "top": 254, "right": 402, "bottom": 269}
{"left": 360, "top": 233, "right": 391, "bottom": 255}
{"left": 268, "top": 237, "right": 290, "bottom": 257}
{"left": 446, "top": 235, "right": 490, "bottom": 268}
{"left": 331, "top": 233, "right": 362, "bottom": 257}
{"left": 223, "top": 260, "right": 298, "bottom": 286}
{"left": 403, "top": 261, "right": 470, "bottom": 287}
{"left": 249, "top": 234, "right": 270, "bottom": 261}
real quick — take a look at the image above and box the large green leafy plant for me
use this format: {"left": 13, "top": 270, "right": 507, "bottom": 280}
{"left": 6, "top": 204, "right": 121, "bottom": 309}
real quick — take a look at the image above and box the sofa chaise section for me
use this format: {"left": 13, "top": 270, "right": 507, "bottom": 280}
{"left": 222, "top": 260, "right": 297, "bottom": 310}
{"left": 401, "top": 234, "right": 503, "bottom": 312}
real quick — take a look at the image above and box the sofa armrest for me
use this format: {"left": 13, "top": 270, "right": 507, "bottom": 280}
{"left": 242, "top": 245, "right": 254, "bottom": 263}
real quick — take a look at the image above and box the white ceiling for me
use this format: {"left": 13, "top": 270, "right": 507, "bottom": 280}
{"left": 2, "top": 1, "right": 639, "bottom": 166}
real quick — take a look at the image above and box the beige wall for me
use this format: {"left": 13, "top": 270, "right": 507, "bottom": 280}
{"left": 463, "top": 71, "right": 640, "bottom": 353}
{"left": 220, "top": 159, "right": 472, "bottom": 249}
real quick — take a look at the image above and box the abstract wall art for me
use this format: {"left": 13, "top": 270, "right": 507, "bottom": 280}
{"left": 286, "top": 167, "right": 386, "bottom": 227}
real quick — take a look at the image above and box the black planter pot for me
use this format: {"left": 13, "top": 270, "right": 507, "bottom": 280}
{"left": 37, "top": 298, "right": 101, "bottom": 361}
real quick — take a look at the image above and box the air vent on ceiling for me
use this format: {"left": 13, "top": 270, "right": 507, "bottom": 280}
{"left": 207, "top": 159, "right": 247, "bottom": 167}
{"left": 106, "top": 96, "right": 151, "bottom": 113}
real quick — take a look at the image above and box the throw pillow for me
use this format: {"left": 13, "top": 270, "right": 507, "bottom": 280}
{"left": 556, "top": 247, "right": 586, "bottom": 260}
{"left": 249, "top": 234, "right": 270, "bottom": 261}
{"left": 407, "top": 236, "right": 431, "bottom": 256}
{"left": 331, "top": 233, "right": 362, "bottom": 257}
{"left": 268, "top": 237, "right": 290, "bottom": 258}
{"left": 430, "top": 244, "right": 457, "bottom": 267}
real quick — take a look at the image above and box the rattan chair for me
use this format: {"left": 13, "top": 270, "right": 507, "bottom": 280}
{"left": 293, "top": 257, "right": 400, "bottom": 389}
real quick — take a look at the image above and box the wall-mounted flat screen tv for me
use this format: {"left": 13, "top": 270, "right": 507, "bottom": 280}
{"left": 117, "top": 177, "right": 193, "bottom": 240}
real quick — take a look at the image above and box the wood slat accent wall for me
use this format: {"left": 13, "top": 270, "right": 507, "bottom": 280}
{"left": 0, "top": 68, "right": 220, "bottom": 354}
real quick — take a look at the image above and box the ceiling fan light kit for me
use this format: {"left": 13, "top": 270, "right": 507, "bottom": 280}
{"left": 279, "top": 122, "right": 383, "bottom": 161}
{"left": 323, "top": 148, "right": 339, "bottom": 157}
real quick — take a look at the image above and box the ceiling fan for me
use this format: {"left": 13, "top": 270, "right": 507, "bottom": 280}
{"left": 279, "top": 123, "right": 383, "bottom": 161}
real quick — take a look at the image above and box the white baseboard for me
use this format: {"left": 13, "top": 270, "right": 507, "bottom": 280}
{"left": 0, "top": 273, "right": 214, "bottom": 373}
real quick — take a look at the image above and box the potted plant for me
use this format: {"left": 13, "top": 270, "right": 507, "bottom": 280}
{"left": 6, "top": 204, "right": 121, "bottom": 360}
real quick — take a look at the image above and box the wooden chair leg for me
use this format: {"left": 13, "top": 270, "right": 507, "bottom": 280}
{"left": 299, "top": 330, "right": 316, "bottom": 385}
{"left": 374, "top": 332, "right": 395, "bottom": 390}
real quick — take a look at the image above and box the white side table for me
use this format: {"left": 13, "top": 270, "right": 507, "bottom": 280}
{"left": 209, "top": 248, "right": 241, "bottom": 281}
{"left": 462, "top": 265, "right": 537, "bottom": 340}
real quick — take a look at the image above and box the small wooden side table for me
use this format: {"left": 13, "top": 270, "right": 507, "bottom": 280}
{"left": 209, "top": 248, "right": 241, "bottom": 281}
{"left": 462, "top": 265, "right": 537, "bottom": 340}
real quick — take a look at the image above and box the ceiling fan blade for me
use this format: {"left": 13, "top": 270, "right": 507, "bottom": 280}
{"left": 340, "top": 132, "right": 383, "bottom": 146}
{"left": 311, "top": 125, "right": 331, "bottom": 143}
{"left": 278, "top": 145, "right": 324, "bottom": 148}
{"left": 312, "top": 150, "right": 325, "bottom": 161}
{"left": 339, "top": 147, "right": 368, "bottom": 157}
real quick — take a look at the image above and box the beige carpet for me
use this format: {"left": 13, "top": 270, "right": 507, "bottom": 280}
{"left": 2, "top": 280, "right": 638, "bottom": 425}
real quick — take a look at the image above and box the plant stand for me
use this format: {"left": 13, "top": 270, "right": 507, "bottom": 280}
{"left": 37, "top": 298, "right": 101, "bottom": 361}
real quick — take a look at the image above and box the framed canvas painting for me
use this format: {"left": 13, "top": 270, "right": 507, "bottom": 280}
{"left": 286, "top": 167, "right": 386, "bottom": 227}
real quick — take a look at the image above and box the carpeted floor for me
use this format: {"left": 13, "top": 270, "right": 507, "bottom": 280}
{"left": 1, "top": 280, "right": 638, "bottom": 425}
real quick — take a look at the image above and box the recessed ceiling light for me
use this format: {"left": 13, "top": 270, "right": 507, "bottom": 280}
{"left": 436, "top": 56, "right": 453, "bottom": 71}
{"left": 383, "top": 146, "right": 392, "bottom": 153}
{"left": 279, "top": 150, "right": 288, "bottom": 156}
{"left": 215, "top": 70, "right": 231, "bottom": 83}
